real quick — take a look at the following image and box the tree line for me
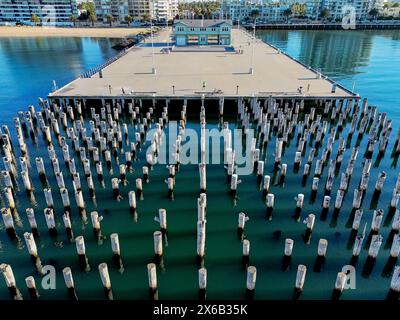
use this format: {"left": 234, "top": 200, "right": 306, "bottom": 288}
{"left": 177, "top": 1, "right": 221, "bottom": 19}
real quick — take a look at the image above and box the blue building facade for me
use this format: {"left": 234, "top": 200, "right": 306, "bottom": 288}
{"left": 173, "top": 19, "right": 232, "bottom": 46}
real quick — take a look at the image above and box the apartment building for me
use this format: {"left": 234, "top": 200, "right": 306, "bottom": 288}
{"left": 154, "top": 0, "right": 177, "bottom": 21}
{"left": 126, "top": 0, "right": 152, "bottom": 20}
{"left": 322, "top": 0, "right": 377, "bottom": 21}
{"left": 221, "top": 0, "right": 291, "bottom": 22}
{"left": 94, "top": 0, "right": 111, "bottom": 21}
{"left": 95, "top": 0, "right": 177, "bottom": 22}
{"left": 0, "top": 0, "right": 78, "bottom": 25}
{"left": 221, "top": 0, "right": 386, "bottom": 22}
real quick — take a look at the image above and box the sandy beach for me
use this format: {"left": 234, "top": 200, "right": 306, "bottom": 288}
{"left": 0, "top": 26, "right": 149, "bottom": 38}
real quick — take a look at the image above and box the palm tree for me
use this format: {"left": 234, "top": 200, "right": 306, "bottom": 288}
{"left": 142, "top": 13, "right": 151, "bottom": 22}
{"left": 320, "top": 9, "right": 330, "bottom": 22}
{"left": 106, "top": 14, "right": 115, "bottom": 27}
{"left": 291, "top": 3, "right": 307, "bottom": 17}
{"left": 70, "top": 15, "right": 77, "bottom": 27}
{"left": 369, "top": 8, "right": 380, "bottom": 21}
{"left": 283, "top": 8, "right": 292, "bottom": 22}
{"left": 125, "top": 15, "right": 133, "bottom": 26}
{"left": 249, "top": 9, "right": 260, "bottom": 23}
{"left": 193, "top": 7, "right": 201, "bottom": 19}
{"left": 88, "top": 12, "right": 97, "bottom": 27}
{"left": 30, "top": 14, "right": 41, "bottom": 26}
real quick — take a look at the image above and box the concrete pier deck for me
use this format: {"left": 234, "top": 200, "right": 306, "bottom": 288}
{"left": 49, "top": 28, "right": 356, "bottom": 100}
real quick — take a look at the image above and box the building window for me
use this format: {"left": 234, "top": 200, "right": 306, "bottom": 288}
{"left": 200, "top": 27, "right": 206, "bottom": 31}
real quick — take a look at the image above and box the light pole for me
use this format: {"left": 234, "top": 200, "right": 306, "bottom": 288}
{"left": 237, "top": 0, "right": 240, "bottom": 30}
{"left": 166, "top": 18, "right": 169, "bottom": 50}
{"left": 236, "top": 5, "right": 241, "bottom": 31}
{"left": 150, "top": 19, "right": 156, "bottom": 75}
{"left": 250, "top": 19, "right": 256, "bottom": 75}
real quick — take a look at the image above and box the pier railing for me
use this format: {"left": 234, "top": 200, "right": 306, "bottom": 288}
{"left": 79, "top": 30, "right": 157, "bottom": 79}
{"left": 79, "top": 49, "right": 130, "bottom": 79}
{"left": 238, "top": 26, "right": 358, "bottom": 98}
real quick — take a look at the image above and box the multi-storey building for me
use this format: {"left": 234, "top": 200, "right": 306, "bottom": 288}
{"left": 128, "top": 0, "right": 154, "bottom": 20}
{"left": 0, "top": 0, "right": 78, "bottom": 25}
{"left": 95, "top": 0, "right": 152, "bottom": 21}
{"left": 153, "top": 0, "right": 177, "bottom": 21}
{"left": 94, "top": 0, "right": 129, "bottom": 22}
{"left": 221, "top": 0, "right": 385, "bottom": 22}
{"left": 128, "top": 0, "right": 177, "bottom": 21}
{"left": 94, "top": 0, "right": 111, "bottom": 21}
{"left": 111, "top": 0, "right": 129, "bottom": 20}
{"left": 168, "top": 0, "right": 178, "bottom": 19}
{"left": 180, "top": 9, "right": 195, "bottom": 19}
{"left": 322, "top": 0, "right": 372, "bottom": 21}
{"left": 221, "top": 0, "right": 291, "bottom": 23}
{"left": 382, "top": 6, "right": 400, "bottom": 17}
{"left": 305, "top": 0, "right": 321, "bottom": 19}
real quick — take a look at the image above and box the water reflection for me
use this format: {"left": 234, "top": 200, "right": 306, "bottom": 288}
{"left": 257, "top": 29, "right": 400, "bottom": 114}
{"left": 0, "top": 36, "right": 119, "bottom": 124}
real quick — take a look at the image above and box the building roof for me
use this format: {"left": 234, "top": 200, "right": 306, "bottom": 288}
{"left": 174, "top": 19, "right": 232, "bottom": 28}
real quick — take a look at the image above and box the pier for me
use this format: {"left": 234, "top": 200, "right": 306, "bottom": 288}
{"left": 0, "top": 24, "right": 399, "bottom": 300}
{"left": 49, "top": 28, "right": 355, "bottom": 106}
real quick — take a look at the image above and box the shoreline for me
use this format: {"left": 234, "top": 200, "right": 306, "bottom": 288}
{"left": 245, "top": 22, "right": 400, "bottom": 31}
{"left": 0, "top": 26, "right": 149, "bottom": 38}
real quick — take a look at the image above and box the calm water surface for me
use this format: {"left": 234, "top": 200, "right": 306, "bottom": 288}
{"left": 257, "top": 30, "right": 400, "bottom": 116}
{"left": 0, "top": 37, "right": 119, "bottom": 125}
{"left": 0, "top": 31, "right": 399, "bottom": 300}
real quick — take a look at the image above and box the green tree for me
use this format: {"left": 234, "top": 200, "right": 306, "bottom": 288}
{"left": 142, "top": 13, "right": 151, "bottom": 22}
{"left": 193, "top": 7, "right": 201, "bottom": 19}
{"left": 125, "top": 15, "right": 133, "bottom": 25}
{"left": 70, "top": 15, "right": 77, "bottom": 27}
{"left": 178, "top": 1, "right": 220, "bottom": 19}
{"left": 82, "top": 1, "right": 95, "bottom": 16}
{"left": 369, "top": 8, "right": 380, "bottom": 20}
{"left": 106, "top": 14, "right": 115, "bottom": 27}
{"left": 80, "top": 1, "right": 96, "bottom": 26}
{"left": 88, "top": 12, "right": 97, "bottom": 26}
{"left": 30, "top": 14, "right": 41, "bottom": 25}
{"left": 320, "top": 9, "right": 330, "bottom": 21}
{"left": 250, "top": 9, "right": 260, "bottom": 22}
{"left": 291, "top": 3, "right": 307, "bottom": 17}
{"left": 383, "top": 2, "right": 399, "bottom": 8}
{"left": 283, "top": 8, "right": 292, "bottom": 22}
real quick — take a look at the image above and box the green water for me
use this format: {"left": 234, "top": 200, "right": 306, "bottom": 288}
{"left": 256, "top": 30, "right": 400, "bottom": 116}
{"left": 0, "top": 37, "right": 119, "bottom": 126}
{"left": 0, "top": 30, "right": 400, "bottom": 300}
{"left": 0, "top": 102, "right": 398, "bottom": 300}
